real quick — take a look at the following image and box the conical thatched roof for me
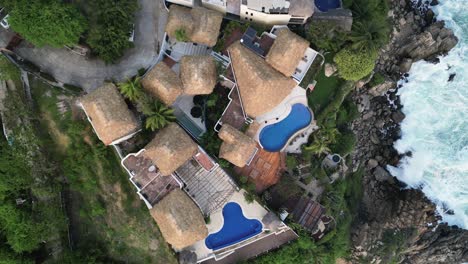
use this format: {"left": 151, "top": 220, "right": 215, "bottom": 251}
{"left": 80, "top": 83, "right": 139, "bottom": 145}
{"left": 219, "top": 124, "right": 257, "bottom": 167}
{"left": 150, "top": 189, "right": 208, "bottom": 250}
{"left": 143, "top": 123, "right": 198, "bottom": 176}
{"left": 165, "top": 5, "right": 223, "bottom": 47}
{"left": 265, "top": 28, "right": 310, "bottom": 77}
{"left": 141, "top": 62, "right": 183, "bottom": 106}
{"left": 228, "top": 42, "right": 296, "bottom": 118}
{"left": 180, "top": 55, "right": 217, "bottom": 95}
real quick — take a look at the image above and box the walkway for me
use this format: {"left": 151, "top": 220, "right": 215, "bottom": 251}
{"left": 7, "top": 0, "right": 167, "bottom": 92}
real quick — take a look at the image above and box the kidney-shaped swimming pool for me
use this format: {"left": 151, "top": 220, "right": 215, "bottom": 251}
{"left": 259, "top": 103, "right": 312, "bottom": 152}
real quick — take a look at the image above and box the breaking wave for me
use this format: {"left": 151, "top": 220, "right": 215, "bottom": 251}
{"left": 388, "top": 0, "right": 468, "bottom": 229}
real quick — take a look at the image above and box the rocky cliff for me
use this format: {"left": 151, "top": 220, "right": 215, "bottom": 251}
{"left": 349, "top": 0, "right": 468, "bottom": 263}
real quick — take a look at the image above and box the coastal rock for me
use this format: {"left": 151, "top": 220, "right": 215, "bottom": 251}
{"left": 369, "top": 81, "right": 395, "bottom": 97}
{"left": 373, "top": 166, "right": 395, "bottom": 184}
{"left": 367, "top": 159, "right": 379, "bottom": 169}
{"left": 324, "top": 63, "right": 337, "bottom": 77}
{"left": 392, "top": 110, "right": 406, "bottom": 123}
{"left": 399, "top": 58, "right": 413, "bottom": 73}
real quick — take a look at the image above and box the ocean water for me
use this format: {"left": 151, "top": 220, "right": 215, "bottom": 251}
{"left": 388, "top": 0, "right": 468, "bottom": 229}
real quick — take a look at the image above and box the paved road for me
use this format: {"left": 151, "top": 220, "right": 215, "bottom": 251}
{"left": 5, "top": 0, "right": 168, "bottom": 92}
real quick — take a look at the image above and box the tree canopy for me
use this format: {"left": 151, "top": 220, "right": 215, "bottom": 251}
{"left": 334, "top": 48, "right": 377, "bottom": 81}
{"left": 3, "top": 0, "right": 87, "bottom": 47}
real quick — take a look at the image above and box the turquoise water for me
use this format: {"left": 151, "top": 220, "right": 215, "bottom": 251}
{"left": 388, "top": 0, "right": 468, "bottom": 229}
{"left": 205, "top": 202, "right": 262, "bottom": 250}
{"left": 259, "top": 103, "right": 312, "bottom": 152}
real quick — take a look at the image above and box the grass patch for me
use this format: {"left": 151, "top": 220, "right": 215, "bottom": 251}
{"left": 30, "top": 78, "right": 177, "bottom": 263}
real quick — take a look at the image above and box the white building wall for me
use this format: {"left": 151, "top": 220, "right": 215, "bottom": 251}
{"left": 166, "top": 0, "right": 194, "bottom": 7}
{"left": 240, "top": 5, "right": 293, "bottom": 25}
{"left": 202, "top": 0, "right": 227, "bottom": 14}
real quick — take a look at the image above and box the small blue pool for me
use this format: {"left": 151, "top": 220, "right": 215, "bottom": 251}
{"left": 205, "top": 202, "right": 262, "bottom": 250}
{"left": 315, "top": 0, "right": 341, "bottom": 12}
{"left": 259, "top": 104, "right": 312, "bottom": 152}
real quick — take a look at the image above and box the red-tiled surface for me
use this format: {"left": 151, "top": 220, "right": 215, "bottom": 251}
{"left": 220, "top": 86, "right": 247, "bottom": 130}
{"left": 235, "top": 145, "right": 286, "bottom": 193}
{"left": 221, "top": 28, "right": 244, "bottom": 56}
{"left": 194, "top": 150, "right": 215, "bottom": 171}
{"left": 258, "top": 34, "right": 275, "bottom": 55}
{"left": 122, "top": 154, "right": 181, "bottom": 206}
{"left": 292, "top": 198, "right": 325, "bottom": 232}
{"left": 163, "top": 55, "right": 176, "bottom": 68}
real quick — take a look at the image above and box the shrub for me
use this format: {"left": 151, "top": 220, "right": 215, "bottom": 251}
{"left": 175, "top": 28, "right": 189, "bottom": 42}
{"left": 369, "top": 72, "right": 386, "bottom": 87}
{"left": 286, "top": 155, "right": 298, "bottom": 170}
{"left": 336, "top": 100, "right": 359, "bottom": 127}
{"left": 334, "top": 48, "right": 377, "bottom": 81}
{"left": 306, "top": 21, "right": 348, "bottom": 52}
{"left": 6, "top": 0, "right": 87, "bottom": 47}
{"left": 330, "top": 130, "right": 357, "bottom": 156}
{"left": 84, "top": 0, "right": 138, "bottom": 63}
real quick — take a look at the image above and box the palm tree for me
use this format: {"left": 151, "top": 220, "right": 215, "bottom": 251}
{"left": 348, "top": 20, "right": 389, "bottom": 52}
{"left": 304, "top": 139, "right": 331, "bottom": 156}
{"left": 118, "top": 77, "right": 142, "bottom": 102}
{"left": 142, "top": 99, "right": 176, "bottom": 131}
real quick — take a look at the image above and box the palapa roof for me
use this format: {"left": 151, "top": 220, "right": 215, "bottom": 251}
{"left": 141, "top": 62, "right": 183, "bottom": 106}
{"left": 219, "top": 124, "right": 257, "bottom": 167}
{"left": 289, "top": 0, "right": 315, "bottom": 18}
{"left": 80, "top": 83, "right": 139, "bottom": 145}
{"left": 150, "top": 189, "right": 208, "bottom": 250}
{"left": 143, "top": 123, "right": 198, "bottom": 176}
{"left": 180, "top": 55, "right": 217, "bottom": 95}
{"left": 266, "top": 28, "right": 310, "bottom": 77}
{"left": 165, "top": 5, "right": 223, "bottom": 47}
{"left": 228, "top": 42, "right": 296, "bottom": 117}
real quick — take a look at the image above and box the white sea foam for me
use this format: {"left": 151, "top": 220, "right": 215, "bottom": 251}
{"left": 388, "top": 0, "right": 468, "bottom": 229}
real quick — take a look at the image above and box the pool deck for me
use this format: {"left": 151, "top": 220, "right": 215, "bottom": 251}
{"left": 188, "top": 190, "right": 287, "bottom": 262}
{"left": 253, "top": 86, "right": 310, "bottom": 151}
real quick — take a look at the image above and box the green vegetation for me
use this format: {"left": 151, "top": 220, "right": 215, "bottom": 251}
{"left": 0, "top": 61, "right": 65, "bottom": 261}
{"left": 306, "top": 21, "right": 348, "bottom": 52}
{"left": 286, "top": 155, "right": 298, "bottom": 170}
{"left": 213, "top": 21, "right": 250, "bottom": 52}
{"left": 254, "top": 169, "right": 364, "bottom": 264}
{"left": 330, "top": 130, "right": 357, "bottom": 157}
{"left": 141, "top": 99, "right": 177, "bottom": 131}
{"left": 349, "top": 20, "right": 390, "bottom": 52}
{"left": 175, "top": 28, "right": 189, "bottom": 42}
{"left": 30, "top": 77, "right": 177, "bottom": 263}
{"left": 0, "top": 56, "right": 20, "bottom": 81}
{"left": 74, "top": 0, "right": 138, "bottom": 63}
{"left": 2, "top": 0, "right": 87, "bottom": 47}
{"left": 118, "top": 77, "right": 143, "bottom": 102}
{"left": 368, "top": 72, "right": 386, "bottom": 87}
{"left": 334, "top": 48, "right": 378, "bottom": 81}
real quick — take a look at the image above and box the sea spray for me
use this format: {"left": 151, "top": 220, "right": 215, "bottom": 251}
{"left": 388, "top": 0, "right": 468, "bottom": 229}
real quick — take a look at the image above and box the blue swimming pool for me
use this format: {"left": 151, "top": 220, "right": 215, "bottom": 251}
{"left": 259, "top": 103, "right": 312, "bottom": 152}
{"left": 205, "top": 202, "right": 262, "bottom": 250}
{"left": 315, "top": 0, "right": 341, "bottom": 12}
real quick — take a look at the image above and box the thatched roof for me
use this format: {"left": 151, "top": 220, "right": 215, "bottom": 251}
{"left": 228, "top": 42, "right": 296, "bottom": 118}
{"left": 80, "top": 83, "right": 139, "bottom": 145}
{"left": 143, "top": 123, "right": 198, "bottom": 176}
{"left": 290, "top": 0, "right": 315, "bottom": 18}
{"left": 180, "top": 55, "right": 217, "bottom": 95}
{"left": 219, "top": 124, "right": 257, "bottom": 167}
{"left": 165, "top": 5, "right": 223, "bottom": 47}
{"left": 190, "top": 7, "right": 223, "bottom": 47}
{"left": 150, "top": 189, "right": 208, "bottom": 250}
{"left": 265, "top": 28, "right": 310, "bottom": 77}
{"left": 141, "top": 62, "right": 183, "bottom": 106}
